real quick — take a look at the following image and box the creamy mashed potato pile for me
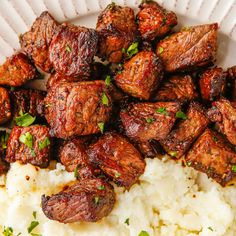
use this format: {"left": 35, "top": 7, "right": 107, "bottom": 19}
{"left": 0, "top": 158, "right": 236, "bottom": 236}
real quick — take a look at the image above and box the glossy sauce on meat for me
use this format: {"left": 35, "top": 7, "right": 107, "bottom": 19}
{"left": 0, "top": 87, "right": 11, "bottom": 125}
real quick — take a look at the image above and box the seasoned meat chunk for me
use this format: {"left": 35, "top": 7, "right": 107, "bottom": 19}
{"left": 96, "top": 3, "right": 138, "bottom": 62}
{"left": 59, "top": 138, "right": 99, "bottom": 178}
{"left": 160, "top": 102, "right": 209, "bottom": 158}
{"left": 6, "top": 125, "right": 51, "bottom": 167}
{"left": 199, "top": 67, "right": 226, "bottom": 101}
{"left": 0, "top": 87, "right": 11, "bottom": 125}
{"left": 20, "top": 11, "right": 60, "bottom": 72}
{"left": 87, "top": 132, "right": 145, "bottom": 189}
{"left": 137, "top": 140, "right": 162, "bottom": 158}
{"left": 207, "top": 98, "right": 236, "bottom": 146}
{"left": 0, "top": 131, "right": 10, "bottom": 174}
{"left": 156, "top": 23, "right": 218, "bottom": 72}
{"left": 115, "top": 51, "right": 164, "bottom": 100}
{"left": 120, "top": 102, "right": 180, "bottom": 142}
{"left": 227, "top": 66, "right": 236, "bottom": 101}
{"left": 186, "top": 129, "right": 236, "bottom": 186}
{"left": 152, "top": 75, "right": 198, "bottom": 102}
{"left": 49, "top": 23, "right": 98, "bottom": 77}
{"left": 137, "top": 1, "right": 177, "bottom": 40}
{"left": 0, "top": 53, "right": 39, "bottom": 87}
{"left": 11, "top": 89, "right": 46, "bottom": 118}
{"left": 45, "top": 81, "right": 112, "bottom": 139}
{"left": 42, "top": 178, "right": 115, "bottom": 223}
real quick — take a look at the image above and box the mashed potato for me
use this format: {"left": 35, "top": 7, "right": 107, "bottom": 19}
{"left": 0, "top": 158, "right": 236, "bottom": 236}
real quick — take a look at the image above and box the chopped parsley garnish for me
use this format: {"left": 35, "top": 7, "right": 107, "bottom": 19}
{"left": 97, "top": 185, "right": 105, "bottom": 190}
{"left": 114, "top": 171, "right": 121, "bottom": 178}
{"left": 30, "top": 233, "right": 42, "bottom": 236}
{"left": 169, "top": 151, "right": 178, "bottom": 157}
{"left": 16, "top": 233, "right": 22, "bottom": 236}
{"left": 175, "top": 111, "right": 187, "bottom": 120}
{"left": 212, "top": 136, "right": 218, "bottom": 142}
{"left": 146, "top": 117, "right": 154, "bottom": 123}
{"left": 15, "top": 112, "right": 36, "bottom": 127}
{"left": 101, "top": 93, "right": 109, "bottom": 106}
{"left": 19, "top": 132, "right": 33, "bottom": 149}
{"left": 45, "top": 103, "right": 53, "bottom": 108}
{"left": 2, "top": 226, "right": 13, "bottom": 236}
{"left": 98, "top": 122, "right": 105, "bottom": 134}
{"left": 38, "top": 137, "right": 50, "bottom": 151}
{"left": 94, "top": 196, "right": 100, "bottom": 204}
{"left": 31, "top": 150, "right": 36, "bottom": 157}
{"left": 122, "top": 48, "right": 126, "bottom": 53}
{"left": 1, "top": 133, "right": 9, "bottom": 149}
{"left": 33, "top": 211, "right": 37, "bottom": 219}
{"left": 208, "top": 226, "right": 214, "bottom": 231}
{"left": 158, "top": 47, "right": 164, "bottom": 54}
{"left": 138, "top": 230, "right": 150, "bottom": 236}
{"left": 10, "top": 87, "right": 15, "bottom": 91}
{"left": 105, "top": 75, "right": 112, "bottom": 86}
{"left": 74, "top": 165, "right": 80, "bottom": 178}
{"left": 65, "top": 44, "right": 72, "bottom": 52}
{"left": 27, "top": 221, "right": 39, "bottom": 233}
{"left": 232, "top": 165, "right": 236, "bottom": 172}
{"left": 186, "top": 161, "right": 192, "bottom": 167}
{"left": 156, "top": 107, "right": 168, "bottom": 115}
{"left": 124, "top": 218, "right": 130, "bottom": 225}
{"left": 126, "top": 42, "right": 139, "bottom": 58}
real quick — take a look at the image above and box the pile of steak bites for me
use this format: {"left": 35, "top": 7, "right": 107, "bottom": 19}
{"left": 0, "top": 0, "right": 236, "bottom": 223}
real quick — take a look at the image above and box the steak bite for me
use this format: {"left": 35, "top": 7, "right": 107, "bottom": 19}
{"left": 20, "top": 11, "right": 60, "bottom": 72}
{"left": 120, "top": 102, "right": 180, "bottom": 142}
{"left": 156, "top": 23, "right": 218, "bottom": 72}
{"left": 59, "top": 138, "right": 99, "bottom": 178}
{"left": 186, "top": 129, "right": 236, "bottom": 186}
{"left": 0, "top": 53, "right": 39, "bottom": 87}
{"left": 227, "top": 66, "right": 236, "bottom": 101}
{"left": 137, "top": 1, "right": 177, "bottom": 41}
{"left": 160, "top": 102, "right": 209, "bottom": 158}
{"left": 207, "top": 98, "right": 236, "bottom": 146}
{"left": 49, "top": 23, "right": 98, "bottom": 77}
{"left": 11, "top": 89, "right": 46, "bottom": 118}
{"left": 115, "top": 51, "right": 164, "bottom": 100}
{"left": 96, "top": 3, "right": 138, "bottom": 63}
{"left": 42, "top": 178, "right": 115, "bottom": 223}
{"left": 87, "top": 132, "right": 145, "bottom": 189}
{"left": 199, "top": 67, "right": 226, "bottom": 102}
{"left": 45, "top": 81, "right": 112, "bottom": 139}
{"left": 152, "top": 75, "right": 198, "bottom": 102}
{"left": 5, "top": 125, "right": 51, "bottom": 167}
{"left": 0, "top": 87, "right": 11, "bottom": 125}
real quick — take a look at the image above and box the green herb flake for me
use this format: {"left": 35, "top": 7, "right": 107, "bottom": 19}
{"left": 122, "top": 48, "right": 126, "bottom": 53}
{"left": 232, "top": 165, "right": 236, "bottom": 172}
{"left": 10, "top": 87, "right": 15, "bottom": 91}
{"left": 27, "top": 221, "right": 39, "bottom": 233}
{"left": 146, "top": 117, "right": 154, "bottom": 123}
{"left": 124, "top": 218, "right": 130, "bottom": 225}
{"left": 212, "top": 136, "right": 218, "bottom": 142}
{"left": 208, "top": 226, "right": 214, "bottom": 231}
{"left": 30, "top": 233, "right": 42, "bottom": 236}
{"left": 94, "top": 196, "right": 100, "bottom": 204}
{"left": 98, "top": 122, "right": 105, "bottom": 134}
{"left": 101, "top": 93, "right": 109, "bottom": 106}
{"left": 45, "top": 103, "right": 53, "bottom": 108}
{"left": 138, "top": 230, "right": 150, "bottom": 236}
{"left": 105, "top": 75, "right": 112, "bottom": 86}
{"left": 156, "top": 107, "right": 168, "bottom": 115}
{"left": 15, "top": 113, "right": 36, "bottom": 127}
{"left": 1, "top": 133, "right": 9, "bottom": 149}
{"left": 186, "top": 161, "right": 192, "bottom": 167}
{"left": 176, "top": 111, "right": 187, "bottom": 120}
{"left": 74, "top": 165, "right": 80, "bottom": 178}
{"left": 169, "top": 151, "right": 178, "bottom": 157}
{"left": 126, "top": 42, "right": 139, "bottom": 58}
{"left": 97, "top": 185, "right": 105, "bottom": 190}
{"left": 16, "top": 233, "right": 22, "bottom": 236}
{"left": 31, "top": 150, "right": 36, "bottom": 157}
{"left": 114, "top": 171, "right": 121, "bottom": 178}
{"left": 158, "top": 47, "right": 164, "bottom": 54}
{"left": 19, "top": 132, "right": 33, "bottom": 149}
{"left": 38, "top": 137, "right": 50, "bottom": 151}
{"left": 33, "top": 211, "right": 37, "bottom": 219}
{"left": 2, "top": 226, "right": 13, "bottom": 236}
{"left": 65, "top": 44, "right": 72, "bottom": 53}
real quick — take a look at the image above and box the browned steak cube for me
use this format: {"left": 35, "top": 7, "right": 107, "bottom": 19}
{"left": 49, "top": 23, "right": 98, "bottom": 77}
{"left": 160, "top": 102, "right": 209, "bottom": 158}
{"left": 20, "top": 11, "right": 60, "bottom": 72}
{"left": 45, "top": 81, "right": 112, "bottom": 139}
{"left": 96, "top": 3, "right": 138, "bottom": 63}
{"left": 227, "top": 66, "right": 236, "bottom": 101}
{"left": 0, "top": 131, "right": 10, "bottom": 174}
{"left": 115, "top": 51, "right": 164, "bottom": 100}
{"left": 156, "top": 24, "right": 218, "bottom": 72}
{"left": 0, "top": 53, "right": 39, "bottom": 87}
{"left": 0, "top": 87, "right": 11, "bottom": 125}
{"left": 137, "top": 1, "right": 177, "bottom": 40}
{"left": 120, "top": 102, "right": 180, "bottom": 142}
{"left": 199, "top": 67, "right": 226, "bottom": 101}
{"left": 59, "top": 138, "right": 99, "bottom": 178}
{"left": 207, "top": 98, "right": 236, "bottom": 146}
{"left": 87, "top": 132, "right": 145, "bottom": 189}
{"left": 6, "top": 125, "right": 51, "bottom": 167}
{"left": 42, "top": 178, "right": 115, "bottom": 223}
{"left": 152, "top": 75, "right": 198, "bottom": 102}
{"left": 186, "top": 129, "right": 236, "bottom": 186}
{"left": 11, "top": 89, "right": 46, "bottom": 118}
